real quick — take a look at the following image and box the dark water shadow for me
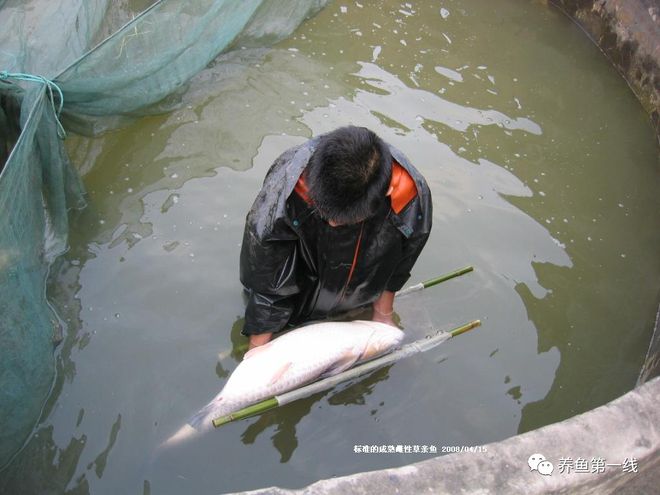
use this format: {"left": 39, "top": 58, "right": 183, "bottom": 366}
{"left": 0, "top": 414, "right": 122, "bottom": 495}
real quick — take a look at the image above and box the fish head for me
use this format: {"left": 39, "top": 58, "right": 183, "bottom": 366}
{"left": 358, "top": 321, "right": 404, "bottom": 361}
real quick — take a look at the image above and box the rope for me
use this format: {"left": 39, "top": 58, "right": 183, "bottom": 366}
{"left": 0, "top": 71, "right": 67, "bottom": 139}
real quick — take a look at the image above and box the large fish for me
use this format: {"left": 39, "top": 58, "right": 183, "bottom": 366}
{"left": 162, "top": 320, "right": 404, "bottom": 448}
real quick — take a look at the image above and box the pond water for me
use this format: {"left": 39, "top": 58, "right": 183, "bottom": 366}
{"left": 2, "top": 0, "right": 659, "bottom": 494}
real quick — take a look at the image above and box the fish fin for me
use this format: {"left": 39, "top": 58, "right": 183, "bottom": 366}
{"left": 268, "top": 361, "right": 292, "bottom": 386}
{"left": 319, "top": 349, "right": 360, "bottom": 379}
{"left": 243, "top": 341, "right": 273, "bottom": 360}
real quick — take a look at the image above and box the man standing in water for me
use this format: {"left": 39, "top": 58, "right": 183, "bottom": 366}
{"left": 240, "top": 126, "right": 432, "bottom": 349}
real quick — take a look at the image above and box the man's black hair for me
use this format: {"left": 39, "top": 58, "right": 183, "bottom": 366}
{"left": 306, "top": 126, "right": 392, "bottom": 225}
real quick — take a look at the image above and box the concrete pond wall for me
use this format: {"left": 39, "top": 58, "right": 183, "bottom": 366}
{"left": 230, "top": 1, "right": 660, "bottom": 493}
{"left": 550, "top": 0, "right": 660, "bottom": 140}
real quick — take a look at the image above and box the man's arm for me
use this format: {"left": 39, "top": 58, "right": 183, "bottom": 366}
{"left": 385, "top": 232, "right": 430, "bottom": 292}
{"left": 240, "top": 223, "right": 300, "bottom": 345}
{"left": 372, "top": 290, "right": 395, "bottom": 326}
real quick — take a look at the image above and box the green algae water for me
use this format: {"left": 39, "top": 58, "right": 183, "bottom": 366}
{"left": 2, "top": 1, "right": 659, "bottom": 493}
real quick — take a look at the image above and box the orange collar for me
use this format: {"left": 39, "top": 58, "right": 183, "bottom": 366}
{"left": 294, "top": 161, "right": 417, "bottom": 214}
{"left": 294, "top": 173, "right": 313, "bottom": 205}
{"left": 389, "top": 161, "right": 417, "bottom": 214}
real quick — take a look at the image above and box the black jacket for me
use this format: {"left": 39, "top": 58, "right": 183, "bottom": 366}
{"left": 239, "top": 137, "right": 432, "bottom": 336}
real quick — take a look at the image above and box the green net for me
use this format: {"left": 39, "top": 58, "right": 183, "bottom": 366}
{"left": 0, "top": 81, "right": 86, "bottom": 468}
{"left": 0, "top": 0, "right": 328, "bottom": 467}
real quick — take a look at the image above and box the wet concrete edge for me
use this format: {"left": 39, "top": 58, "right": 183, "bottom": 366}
{"left": 228, "top": 1, "right": 660, "bottom": 493}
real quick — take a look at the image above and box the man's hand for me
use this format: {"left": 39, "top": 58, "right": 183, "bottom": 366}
{"left": 248, "top": 332, "right": 273, "bottom": 350}
{"left": 372, "top": 290, "right": 396, "bottom": 326}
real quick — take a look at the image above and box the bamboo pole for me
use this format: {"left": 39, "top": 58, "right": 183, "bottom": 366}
{"left": 213, "top": 319, "right": 481, "bottom": 427}
{"left": 395, "top": 265, "right": 473, "bottom": 297}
